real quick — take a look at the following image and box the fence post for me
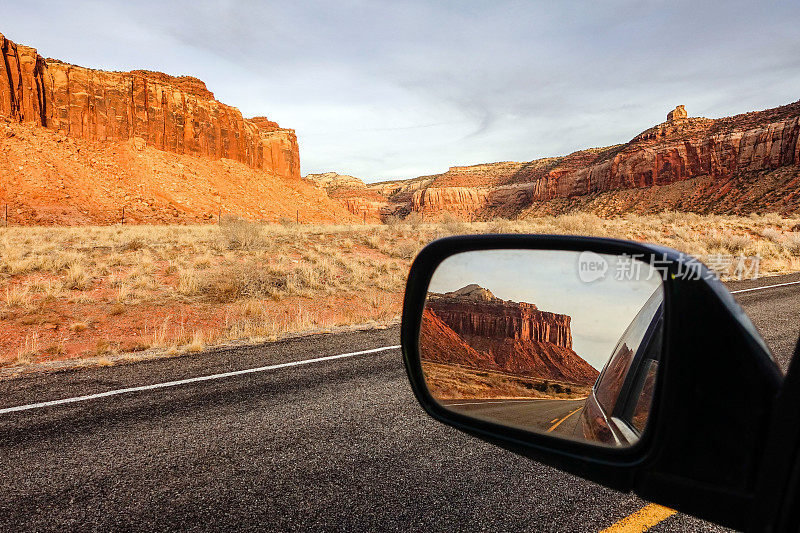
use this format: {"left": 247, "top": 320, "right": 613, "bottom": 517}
{"left": 121, "top": 206, "right": 125, "bottom": 225}
{"left": 296, "top": 209, "right": 299, "bottom": 224}
{"left": 218, "top": 206, "right": 222, "bottom": 225}
{"left": 4, "top": 204, "right": 7, "bottom": 227}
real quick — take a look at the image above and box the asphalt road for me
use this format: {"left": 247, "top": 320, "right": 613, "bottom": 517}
{"left": 0, "top": 273, "right": 798, "bottom": 532}
{"left": 441, "top": 398, "right": 586, "bottom": 437}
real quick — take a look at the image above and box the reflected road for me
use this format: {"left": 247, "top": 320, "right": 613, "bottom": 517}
{"left": 441, "top": 397, "right": 586, "bottom": 436}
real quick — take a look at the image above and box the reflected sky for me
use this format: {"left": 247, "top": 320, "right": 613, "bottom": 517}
{"left": 428, "top": 250, "right": 663, "bottom": 369}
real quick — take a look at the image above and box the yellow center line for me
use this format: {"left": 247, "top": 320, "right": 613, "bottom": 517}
{"left": 600, "top": 504, "right": 677, "bottom": 532}
{"left": 547, "top": 407, "right": 582, "bottom": 432}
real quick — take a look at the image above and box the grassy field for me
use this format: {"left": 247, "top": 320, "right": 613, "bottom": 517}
{"left": 1, "top": 212, "right": 799, "bottom": 371}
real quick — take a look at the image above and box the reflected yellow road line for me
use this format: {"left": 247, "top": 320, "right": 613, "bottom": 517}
{"left": 547, "top": 407, "right": 582, "bottom": 432}
{"left": 600, "top": 504, "right": 677, "bottom": 532}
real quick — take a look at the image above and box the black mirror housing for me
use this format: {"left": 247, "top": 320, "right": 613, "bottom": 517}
{"left": 401, "top": 235, "right": 782, "bottom": 530}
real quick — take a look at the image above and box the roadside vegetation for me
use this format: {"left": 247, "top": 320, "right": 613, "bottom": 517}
{"left": 1, "top": 212, "right": 799, "bottom": 371}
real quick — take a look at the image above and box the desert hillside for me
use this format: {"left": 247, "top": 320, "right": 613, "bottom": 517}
{"left": 0, "top": 31, "right": 358, "bottom": 225}
{"left": 324, "top": 102, "right": 800, "bottom": 219}
{"left": 0, "top": 120, "right": 357, "bottom": 225}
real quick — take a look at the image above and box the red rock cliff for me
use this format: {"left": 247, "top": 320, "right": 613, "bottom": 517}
{"left": 428, "top": 294, "right": 573, "bottom": 349}
{"left": 411, "top": 187, "right": 490, "bottom": 217}
{"left": 0, "top": 32, "right": 299, "bottom": 179}
{"left": 424, "top": 288, "right": 599, "bottom": 385}
{"left": 342, "top": 101, "right": 800, "bottom": 218}
{"left": 548, "top": 104, "right": 800, "bottom": 200}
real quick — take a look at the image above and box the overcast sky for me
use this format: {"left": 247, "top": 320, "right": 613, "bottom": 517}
{"left": 5, "top": 1, "right": 800, "bottom": 181}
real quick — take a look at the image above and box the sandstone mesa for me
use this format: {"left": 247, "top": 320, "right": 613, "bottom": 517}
{"left": 0, "top": 32, "right": 359, "bottom": 225}
{"left": 423, "top": 287, "right": 599, "bottom": 385}
{"left": 0, "top": 32, "right": 298, "bottom": 178}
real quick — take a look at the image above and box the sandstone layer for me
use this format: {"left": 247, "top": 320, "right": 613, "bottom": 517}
{"left": 0, "top": 32, "right": 299, "bottom": 179}
{"left": 421, "top": 287, "right": 599, "bottom": 385}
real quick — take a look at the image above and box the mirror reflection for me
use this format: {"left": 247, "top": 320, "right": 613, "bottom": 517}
{"left": 419, "top": 249, "right": 664, "bottom": 447}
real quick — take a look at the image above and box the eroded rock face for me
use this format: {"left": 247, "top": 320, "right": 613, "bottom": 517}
{"left": 423, "top": 289, "right": 599, "bottom": 384}
{"left": 0, "top": 33, "right": 299, "bottom": 179}
{"left": 551, "top": 106, "right": 800, "bottom": 200}
{"left": 304, "top": 172, "right": 366, "bottom": 191}
{"left": 338, "top": 101, "right": 800, "bottom": 218}
{"left": 667, "top": 105, "right": 687, "bottom": 121}
{"left": 419, "top": 308, "right": 500, "bottom": 371}
{"left": 429, "top": 293, "right": 573, "bottom": 349}
{"left": 411, "top": 186, "right": 490, "bottom": 217}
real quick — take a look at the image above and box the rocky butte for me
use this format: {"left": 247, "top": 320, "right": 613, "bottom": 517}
{"left": 421, "top": 285, "right": 599, "bottom": 385}
{"left": 323, "top": 100, "right": 800, "bottom": 218}
{"left": 0, "top": 32, "right": 298, "bottom": 179}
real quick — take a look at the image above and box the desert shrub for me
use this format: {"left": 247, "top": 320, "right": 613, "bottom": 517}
{"left": 760, "top": 228, "right": 784, "bottom": 243}
{"left": 393, "top": 241, "right": 420, "bottom": 260}
{"left": 4, "top": 284, "right": 31, "bottom": 307}
{"left": 726, "top": 234, "right": 754, "bottom": 254}
{"left": 63, "top": 262, "right": 92, "bottom": 290}
{"left": 554, "top": 212, "right": 605, "bottom": 235}
{"left": 487, "top": 217, "right": 515, "bottom": 234}
{"left": 177, "top": 268, "right": 199, "bottom": 295}
{"left": 440, "top": 211, "right": 466, "bottom": 235}
{"left": 185, "top": 330, "right": 205, "bottom": 352}
{"left": 383, "top": 215, "right": 402, "bottom": 227}
{"left": 219, "top": 216, "right": 267, "bottom": 250}
{"left": 660, "top": 210, "right": 695, "bottom": 224}
{"left": 761, "top": 212, "right": 785, "bottom": 226}
{"left": 702, "top": 231, "right": 752, "bottom": 255}
{"left": 69, "top": 322, "right": 88, "bottom": 332}
{"left": 787, "top": 235, "right": 800, "bottom": 256}
{"left": 199, "top": 262, "right": 288, "bottom": 302}
{"left": 534, "top": 380, "right": 550, "bottom": 392}
{"left": 362, "top": 234, "right": 382, "bottom": 250}
{"left": 405, "top": 212, "right": 424, "bottom": 227}
{"left": 122, "top": 238, "right": 145, "bottom": 251}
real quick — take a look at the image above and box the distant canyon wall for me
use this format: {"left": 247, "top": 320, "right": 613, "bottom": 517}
{"left": 327, "top": 102, "right": 800, "bottom": 218}
{"left": 551, "top": 112, "right": 800, "bottom": 201}
{"left": 0, "top": 32, "right": 299, "bottom": 179}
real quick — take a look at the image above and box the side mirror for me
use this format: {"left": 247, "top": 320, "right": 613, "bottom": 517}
{"left": 401, "top": 235, "right": 782, "bottom": 530}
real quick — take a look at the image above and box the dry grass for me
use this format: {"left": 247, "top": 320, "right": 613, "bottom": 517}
{"left": 4, "top": 284, "right": 32, "bottom": 307}
{"left": 1, "top": 212, "right": 799, "bottom": 367}
{"left": 421, "top": 361, "right": 591, "bottom": 401}
{"left": 185, "top": 330, "right": 205, "bottom": 353}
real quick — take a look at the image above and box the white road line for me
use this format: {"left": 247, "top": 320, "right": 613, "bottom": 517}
{"left": 0, "top": 345, "right": 401, "bottom": 415}
{"left": 730, "top": 280, "right": 800, "bottom": 294}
